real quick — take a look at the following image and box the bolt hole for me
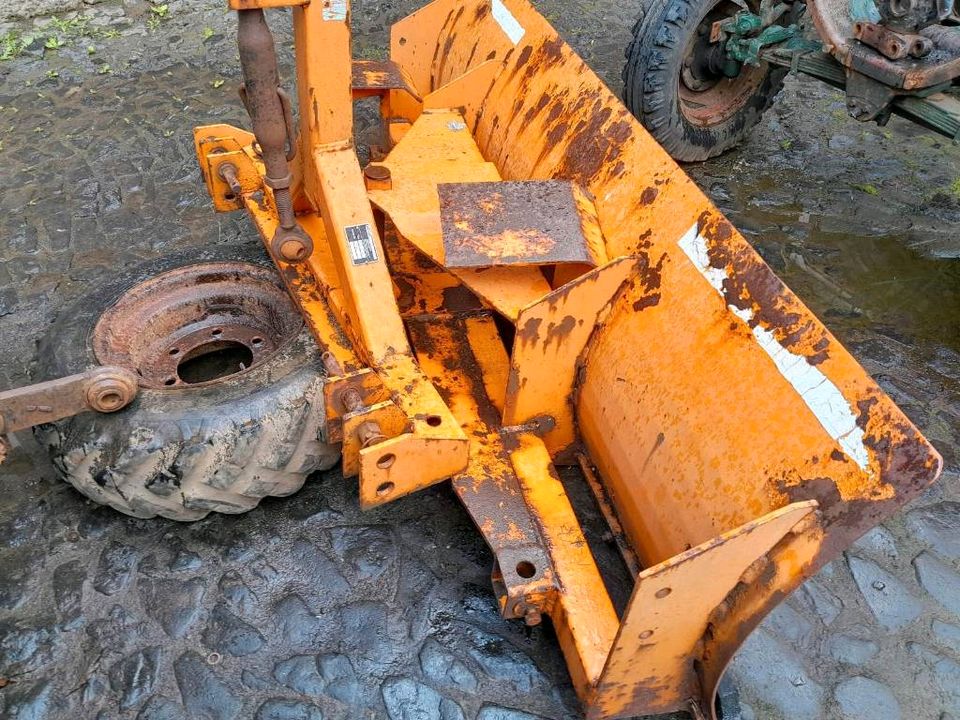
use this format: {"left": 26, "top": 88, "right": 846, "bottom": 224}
{"left": 515, "top": 561, "right": 537, "bottom": 579}
{"left": 655, "top": 587, "right": 672, "bottom": 599}
{"left": 169, "top": 348, "right": 180, "bottom": 356}
{"left": 100, "top": 391, "right": 122, "bottom": 406}
{"left": 224, "top": 193, "right": 236, "bottom": 201}
{"left": 164, "top": 377, "right": 177, "bottom": 386}
{"left": 252, "top": 337, "right": 263, "bottom": 346}
{"left": 399, "top": 36, "right": 407, "bottom": 46}
{"left": 639, "top": 629, "right": 654, "bottom": 640}
{"left": 377, "top": 453, "right": 396, "bottom": 469}
{"left": 376, "top": 481, "right": 395, "bottom": 497}
{"left": 426, "top": 414, "right": 442, "bottom": 427}
{"left": 211, "top": 328, "right": 223, "bottom": 337}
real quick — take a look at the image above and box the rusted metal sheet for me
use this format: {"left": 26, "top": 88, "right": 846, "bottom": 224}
{"left": 439, "top": 180, "right": 606, "bottom": 268}
{"left": 351, "top": 59, "right": 421, "bottom": 99}
{"left": 367, "top": 110, "right": 553, "bottom": 320}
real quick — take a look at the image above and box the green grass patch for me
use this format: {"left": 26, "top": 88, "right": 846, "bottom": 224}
{"left": 851, "top": 183, "right": 880, "bottom": 196}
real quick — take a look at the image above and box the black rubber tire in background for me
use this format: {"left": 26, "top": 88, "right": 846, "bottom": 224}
{"left": 622, "top": 0, "right": 789, "bottom": 162}
{"left": 33, "top": 246, "right": 341, "bottom": 521}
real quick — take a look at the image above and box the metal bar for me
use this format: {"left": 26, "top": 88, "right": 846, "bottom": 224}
{"left": 0, "top": 366, "right": 138, "bottom": 435}
{"left": 236, "top": 9, "right": 312, "bottom": 262}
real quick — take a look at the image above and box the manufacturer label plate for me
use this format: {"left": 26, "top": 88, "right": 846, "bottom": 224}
{"left": 345, "top": 224, "right": 378, "bottom": 265}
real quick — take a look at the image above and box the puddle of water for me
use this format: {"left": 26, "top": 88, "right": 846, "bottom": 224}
{"left": 775, "top": 229, "right": 960, "bottom": 355}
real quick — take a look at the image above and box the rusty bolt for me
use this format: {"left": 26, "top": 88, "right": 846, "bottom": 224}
{"left": 524, "top": 607, "right": 542, "bottom": 627}
{"left": 321, "top": 352, "right": 344, "bottom": 377}
{"left": 364, "top": 164, "right": 391, "bottom": 181}
{"left": 357, "top": 420, "right": 387, "bottom": 448}
{"left": 86, "top": 374, "right": 137, "bottom": 413}
{"left": 217, "top": 163, "right": 243, "bottom": 198}
{"left": 339, "top": 386, "right": 365, "bottom": 414}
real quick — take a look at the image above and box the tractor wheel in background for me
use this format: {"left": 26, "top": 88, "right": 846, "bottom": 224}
{"left": 622, "top": 0, "right": 789, "bottom": 161}
{"left": 34, "top": 247, "right": 341, "bottom": 521}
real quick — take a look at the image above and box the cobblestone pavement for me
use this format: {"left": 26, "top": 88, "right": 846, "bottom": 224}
{"left": 1, "top": 1, "right": 959, "bottom": 719}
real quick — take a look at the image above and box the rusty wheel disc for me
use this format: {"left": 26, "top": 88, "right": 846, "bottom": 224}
{"left": 678, "top": 1, "right": 767, "bottom": 128}
{"left": 92, "top": 262, "right": 303, "bottom": 389}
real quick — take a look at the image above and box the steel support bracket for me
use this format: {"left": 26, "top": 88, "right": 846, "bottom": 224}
{"left": 194, "top": 124, "right": 261, "bottom": 212}
{"left": 322, "top": 368, "right": 412, "bottom": 477}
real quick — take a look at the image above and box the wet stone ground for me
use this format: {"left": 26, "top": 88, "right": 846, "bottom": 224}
{"left": 1, "top": 1, "right": 960, "bottom": 719}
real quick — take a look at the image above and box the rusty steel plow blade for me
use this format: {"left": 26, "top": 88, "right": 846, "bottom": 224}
{"left": 192, "top": 0, "right": 942, "bottom": 718}
{"left": 382, "top": 1, "right": 941, "bottom": 717}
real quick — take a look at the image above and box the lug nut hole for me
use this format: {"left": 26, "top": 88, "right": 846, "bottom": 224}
{"left": 376, "top": 481, "right": 395, "bottom": 497}
{"left": 164, "top": 377, "right": 177, "bottom": 386}
{"left": 426, "top": 415, "right": 442, "bottom": 427}
{"left": 655, "top": 587, "right": 672, "bottom": 599}
{"left": 515, "top": 561, "right": 537, "bottom": 579}
{"left": 377, "top": 453, "right": 396, "bottom": 469}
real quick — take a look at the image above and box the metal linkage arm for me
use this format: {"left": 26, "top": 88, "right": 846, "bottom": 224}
{"left": 0, "top": 366, "right": 138, "bottom": 461}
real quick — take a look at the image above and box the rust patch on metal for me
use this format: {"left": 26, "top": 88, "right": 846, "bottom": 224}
{"left": 439, "top": 180, "right": 602, "bottom": 268}
{"left": 640, "top": 186, "right": 659, "bottom": 205}
{"left": 351, "top": 59, "right": 421, "bottom": 99}
{"left": 93, "top": 262, "right": 302, "bottom": 389}
{"left": 697, "top": 210, "right": 833, "bottom": 365}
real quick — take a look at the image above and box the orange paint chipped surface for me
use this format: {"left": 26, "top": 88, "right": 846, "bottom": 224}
{"left": 193, "top": 1, "right": 942, "bottom": 719}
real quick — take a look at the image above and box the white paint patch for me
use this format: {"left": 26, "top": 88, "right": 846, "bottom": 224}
{"left": 492, "top": 0, "right": 526, "bottom": 45}
{"left": 322, "top": 0, "right": 348, "bottom": 22}
{"left": 678, "top": 223, "right": 872, "bottom": 472}
{"left": 447, "top": 121, "right": 467, "bottom": 131}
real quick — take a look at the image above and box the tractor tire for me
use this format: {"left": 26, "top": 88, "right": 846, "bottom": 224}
{"left": 34, "top": 246, "right": 341, "bottom": 521}
{"left": 622, "top": 0, "right": 789, "bottom": 161}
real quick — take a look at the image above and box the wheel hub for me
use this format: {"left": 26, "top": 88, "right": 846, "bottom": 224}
{"left": 92, "top": 262, "right": 303, "bottom": 389}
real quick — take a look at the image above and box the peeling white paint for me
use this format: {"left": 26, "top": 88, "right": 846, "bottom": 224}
{"left": 322, "top": 0, "right": 347, "bottom": 22}
{"left": 492, "top": 0, "right": 525, "bottom": 45}
{"left": 678, "top": 223, "right": 872, "bottom": 472}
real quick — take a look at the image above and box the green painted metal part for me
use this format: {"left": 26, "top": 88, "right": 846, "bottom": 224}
{"left": 721, "top": 11, "right": 799, "bottom": 66}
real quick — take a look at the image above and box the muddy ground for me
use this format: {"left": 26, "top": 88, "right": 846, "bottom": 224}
{"left": 0, "top": 1, "right": 959, "bottom": 719}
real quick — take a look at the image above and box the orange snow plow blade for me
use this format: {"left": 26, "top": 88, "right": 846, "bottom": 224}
{"left": 190, "top": 0, "right": 943, "bottom": 717}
